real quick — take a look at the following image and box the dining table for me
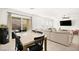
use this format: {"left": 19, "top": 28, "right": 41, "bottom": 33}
{"left": 16, "top": 30, "right": 47, "bottom": 51}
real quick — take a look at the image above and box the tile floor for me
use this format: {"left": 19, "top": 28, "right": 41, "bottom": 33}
{"left": 47, "top": 35, "right": 79, "bottom": 51}
{"left": 0, "top": 35, "right": 79, "bottom": 51}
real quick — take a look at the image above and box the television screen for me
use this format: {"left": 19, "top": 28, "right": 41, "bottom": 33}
{"left": 60, "top": 20, "right": 72, "bottom": 26}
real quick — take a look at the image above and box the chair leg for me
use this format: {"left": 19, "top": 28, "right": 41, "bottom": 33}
{"left": 44, "top": 37, "right": 47, "bottom": 51}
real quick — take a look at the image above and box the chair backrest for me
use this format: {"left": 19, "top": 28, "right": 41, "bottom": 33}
{"left": 28, "top": 35, "right": 45, "bottom": 51}
{"left": 12, "top": 32, "right": 16, "bottom": 39}
{"left": 32, "top": 30, "right": 43, "bottom": 34}
{"left": 34, "top": 35, "right": 44, "bottom": 47}
{"left": 15, "top": 36, "right": 23, "bottom": 51}
{"left": 12, "top": 32, "right": 23, "bottom": 51}
{"left": 36, "top": 31, "right": 43, "bottom": 34}
{"left": 32, "top": 30, "right": 36, "bottom": 33}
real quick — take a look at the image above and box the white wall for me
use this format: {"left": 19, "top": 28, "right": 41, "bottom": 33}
{"left": 0, "top": 8, "right": 32, "bottom": 25}
{"left": 0, "top": 8, "right": 54, "bottom": 31}
{"left": 23, "top": 8, "right": 79, "bottom": 30}
{"left": 52, "top": 8, "right": 79, "bottom": 30}
{"left": 0, "top": 8, "right": 8, "bottom": 25}
{"left": 1, "top": 8, "right": 79, "bottom": 31}
{"left": 32, "top": 15, "right": 53, "bottom": 30}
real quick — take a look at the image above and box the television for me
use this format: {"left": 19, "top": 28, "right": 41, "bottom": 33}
{"left": 60, "top": 20, "right": 72, "bottom": 26}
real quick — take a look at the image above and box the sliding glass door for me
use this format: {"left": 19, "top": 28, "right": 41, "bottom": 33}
{"left": 12, "top": 17, "right": 21, "bottom": 32}
{"left": 11, "top": 15, "right": 32, "bottom": 33}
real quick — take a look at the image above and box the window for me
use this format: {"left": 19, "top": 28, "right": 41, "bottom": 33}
{"left": 12, "top": 17, "right": 21, "bottom": 32}
{"left": 12, "top": 16, "right": 31, "bottom": 32}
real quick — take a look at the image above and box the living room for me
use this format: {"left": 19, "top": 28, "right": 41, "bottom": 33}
{"left": 0, "top": 8, "right": 79, "bottom": 51}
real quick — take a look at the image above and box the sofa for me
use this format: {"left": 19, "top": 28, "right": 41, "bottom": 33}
{"left": 43, "top": 28, "right": 73, "bottom": 46}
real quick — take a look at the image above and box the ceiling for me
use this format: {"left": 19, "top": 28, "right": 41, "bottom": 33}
{"left": 13, "top": 8, "right": 79, "bottom": 19}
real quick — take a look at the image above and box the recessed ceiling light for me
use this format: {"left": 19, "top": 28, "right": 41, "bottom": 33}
{"left": 29, "top": 8, "right": 35, "bottom": 10}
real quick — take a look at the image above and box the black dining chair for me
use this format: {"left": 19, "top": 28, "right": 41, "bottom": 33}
{"left": 32, "top": 30, "right": 37, "bottom": 33}
{"left": 12, "top": 32, "right": 23, "bottom": 51}
{"left": 36, "top": 31, "right": 43, "bottom": 34}
{"left": 12, "top": 32, "right": 16, "bottom": 39}
{"left": 32, "top": 30, "right": 43, "bottom": 34}
{"left": 15, "top": 36, "right": 23, "bottom": 51}
{"left": 29, "top": 36, "right": 44, "bottom": 51}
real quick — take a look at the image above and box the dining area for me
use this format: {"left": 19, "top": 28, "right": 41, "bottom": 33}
{"left": 3, "top": 12, "right": 47, "bottom": 51}
{"left": 1, "top": 8, "right": 79, "bottom": 51}
{"left": 12, "top": 30, "right": 47, "bottom": 51}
